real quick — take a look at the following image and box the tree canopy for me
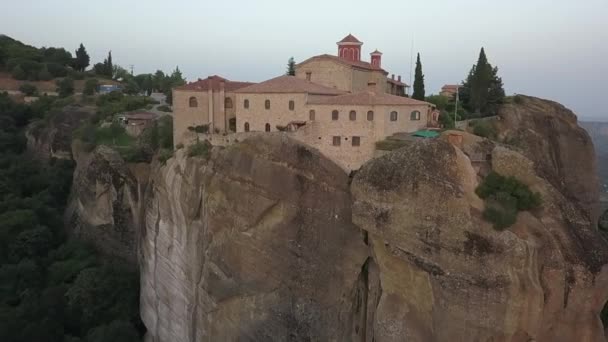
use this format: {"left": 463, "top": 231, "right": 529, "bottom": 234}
{"left": 460, "top": 48, "right": 505, "bottom": 116}
{"left": 74, "top": 43, "right": 90, "bottom": 72}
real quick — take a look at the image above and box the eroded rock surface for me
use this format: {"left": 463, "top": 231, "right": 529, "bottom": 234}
{"left": 141, "top": 135, "right": 368, "bottom": 341}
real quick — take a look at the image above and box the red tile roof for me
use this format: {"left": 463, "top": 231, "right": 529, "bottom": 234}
{"left": 338, "top": 34, "right": 362, "bottom": 44}
{"left": 175, "top": 75, "right": 254, "bottom": 92}
{"left": 297, "top": 54, "right": 387, "bottom": 74}
{"left": 370, "top": 49, "right": 382, "bottom": 55}
{"left": 387, "top": 78, "right": 408, "bottom": 87}
{"left": 441, "top": 84, "right": 460, "bottom": 90}
{"left": 235, "top": 75, "right": 347, "bottom": 95}
{"left": 307, "top": 91, "right": 431, "bottom": 106}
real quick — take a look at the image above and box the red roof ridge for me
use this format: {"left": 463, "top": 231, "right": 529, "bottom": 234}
{"left": 338, "top": 34, "right": 362, "bottom": 44}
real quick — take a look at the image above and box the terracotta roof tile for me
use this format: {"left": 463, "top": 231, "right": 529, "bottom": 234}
{"left": 442, "top": 84, "right": 461, "bottom": 90}
{"left": 297, "top": 54, "right": 387, "bottom": 73}
{"left": 338, "top": 34, "right": 362, "bottom": 44}
{"left": 307, "top": 91, "right": 432, "bottom": 106}
{"left": 175, "top": 75, "right": 254, "bottom": 92}
{"left": 124, "top": 111, "right": 158, "bottom": 120}
{"left": 235, "top": 75, "right": 346, "bottom": 95}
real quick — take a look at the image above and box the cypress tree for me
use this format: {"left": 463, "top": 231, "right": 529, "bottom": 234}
{"left": 74, "top": 43, "right": 90, "bottom": 72}
{"left": 462, "top": 48, "right": 504, "bottom": 116}
{"left": 286, "top": 57, "right": 296, "bottom": 76}
{"left": 412, "top": 53, "right": 425, "bottom": 100}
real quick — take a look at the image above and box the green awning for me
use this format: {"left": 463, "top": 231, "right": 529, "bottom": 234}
{"left": 412, "top": 130, "right": 440, "bottom": 138}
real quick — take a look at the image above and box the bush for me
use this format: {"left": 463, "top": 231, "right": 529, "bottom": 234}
{"left": 83, "top": 78, "right": 99, "bottom": 96}
{"left": 187, "top": 140, "right": 211, "bottom": 158}
{"left": 68, "top": 70, "right": 85, "bottom": 80}
{"left": 37, "top": 67, "right": 53, "bottom": 81}
{"left": 157, "top": 149, "right": 173, "bottom": 165}
{"left": 56, "top": 77, "right": 75, "bottom": 98}
{"left": 188, "top": 124, "right": 209, "bottom": 134}
{"left": 375, "top": 139, "right": 410, "bottom": 151}
{"left": 472, "top": 120, "right": 497, "bottom": 139}
{"left": 157, "top": 105, "right": 172, "bottom": 112}
{"left": 476, "top": 171, "right": 542, "bottom": 229}
{"left": 19, "top": 83, "right": 38, "bottom": 96}
{"left": 175, "top": 143, "right": 184, "bottom": 150}
{"left": 45, "top": 62, "right": 68, "bottom": 78}
{"left": 12, "top": 65, "right": 27, "bottom": 80}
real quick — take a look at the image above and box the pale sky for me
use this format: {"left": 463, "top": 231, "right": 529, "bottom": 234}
{"left": 2, "top": 0, "right": 607, "bottom": 120}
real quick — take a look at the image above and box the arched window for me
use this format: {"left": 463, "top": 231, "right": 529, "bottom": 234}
{"left": 367, "top": 111, "right": 374, "bottom": 121}
{"left": 390, "top": 111, "right": 398, "bottom": 121}
{"left": 189, "top": 97, "right": 198, "bottom": 107}
{"left": 225, "top": 97, "right": 233, "bottom": 109}
{"left": 244, "top": 122, "right": 250, "bottom": 132}
{"left": 244, "top": 99, "right": 249, "bottom": 109}
{"left": 265, "top": 99, "right": 271, "bottom": 109}
{"left": 349, "top": 110, "right": 356, "bottom": 121}
{"left": 289, "top": 100, "right": 295, "bottom": 111}
{"left": 332, "top": 110, "right": 339, "bottom": 121}
{"left": 410, "top": 111, "right": 421, "bottom": 121}
{"left": 265, "top": 123, "right": 271, "bottom": 132}
{"left": 309, "top": 110, "right": 316, "bottom": 121}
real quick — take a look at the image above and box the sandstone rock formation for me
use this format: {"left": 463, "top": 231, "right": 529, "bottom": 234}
{"left": 64, "top": 96, "right": 608, "bottom": 341}
{"left": 26, "top": 105, "right": 94, "bottom": 161}
{"left": 65, "top": 145, "right": 148, "bottom": 263}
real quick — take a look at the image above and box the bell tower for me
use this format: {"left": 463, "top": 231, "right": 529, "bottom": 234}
{"left": 337, "top": 34, "right": 363, "bottom": 62}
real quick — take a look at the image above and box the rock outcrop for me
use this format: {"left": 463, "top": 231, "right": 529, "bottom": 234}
{"left": 26, "top": 105, "right": 94, "bottom": 161}
{"left": 64, "top": 96, "right": 608, "bottom": 341}
{"left": 496, "top": 95, "right": 599, "bottom": 223}
{"left": 65, "top": 145, "right": 148, "bottom": 263}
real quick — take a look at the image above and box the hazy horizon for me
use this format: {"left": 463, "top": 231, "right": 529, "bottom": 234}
{"left": 2, "top": 0, "right": 606, "bottom": 119}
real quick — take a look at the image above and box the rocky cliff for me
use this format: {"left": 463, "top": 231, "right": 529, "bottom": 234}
{"left": 66, "top": 96, "right": 608, "bottom": 341}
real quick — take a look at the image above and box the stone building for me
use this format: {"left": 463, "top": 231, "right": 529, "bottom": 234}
{"left": 440, "top": 84, "right": 460, "bottom": 98}
{"left": 173, "top": 34, "right": 436, "bottom": 170}
{"left": 235, "top": 76, "right": 434, "bottom": 170}
{"left": 172, "top": 75, "right": 254, "bottom": 146}
{"left": 295, "top": 34, "right": 408, "bottom": 96}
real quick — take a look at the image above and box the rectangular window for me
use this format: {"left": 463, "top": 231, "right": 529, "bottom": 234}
{"left": 306, "top": 72, "right": 312, "bottom": 81}
{"left": 352, "top": 136, "right": 360, "bottom": 146}
{"left": 332, "top": 136, "right": 341, "bottom": 146}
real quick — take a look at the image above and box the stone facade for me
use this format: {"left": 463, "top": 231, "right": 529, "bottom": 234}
{"left": 172, "top": 35, "right": 435, "bottom": 170}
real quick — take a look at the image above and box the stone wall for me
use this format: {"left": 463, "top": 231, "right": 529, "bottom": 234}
{"left": 295, "top": 58, "right": 352, "bottom": 91}
{"left": 235, "top": 93, "right": 309, "bottom": 132}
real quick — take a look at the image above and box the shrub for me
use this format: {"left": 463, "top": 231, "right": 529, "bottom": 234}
{"left": 12, "top": 65, "right": 27, "bottom": 80}
{"left": 121, "top": 146, "right": 151, "bottom": 163}
{"left": 19, "top": 83, "right": 38, "bottom": 96}
{"left": 375, "top": 139, "right": 410, "bottom": 151}
{"left": 83, "top": 78, "right": 99, "bottom": 96}
{"left": 157, "top": 105, "right": 172, "bottom": 112}
{"left": 188, "top": 124, "right": 209, "bottom": 134}
{"left": 157, "top": 149, "right": 173, "bottom": 165}
{"left": 472, "top": 120, "right": 497, "bottom": 139}
{"left": 56, "top": 77, "right": 75, "bottom": 98}
{"left": 37, "top": 67, "right": 53, "bottom": 81}
{"left": 513, "top": 95, "right": 524, "bottom": 104}
{"left": 175, "top": 143, "right": 184, "bottom": 150}
{"left": 187, "top": 140, "right": 211, "bottom": 158}
{"left": 68, "top": 70, "right": 85, "bottom": 80}
{"left": 45, "top": 62, "right": 68, "bottom": 78}
{"left": 476, "top": 171, "right": 542, "bottom": 229}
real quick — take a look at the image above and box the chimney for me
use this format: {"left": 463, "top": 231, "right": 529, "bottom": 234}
{"left": 391, "top": 74, "right": 395, "bottom": 80}
{"left": 370, "top": 50, "right": 382, "bottom": 68}
{"left": 398, "top": 75, "right": 401, "bottom": 82}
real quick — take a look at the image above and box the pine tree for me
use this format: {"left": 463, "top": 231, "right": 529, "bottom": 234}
{"left": 286, "top": 57, "right": 296, "bottom": 76}
{"left": 74, "top": 43, "right": 90, "bottom": 72}
{"left": 412, "top": 53, "right": 425, "bottom": 100}
{"left": 102, "top": 51, "right": 113, "bottom": 78}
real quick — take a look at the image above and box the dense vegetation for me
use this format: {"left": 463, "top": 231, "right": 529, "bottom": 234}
{"left": 476, "top": 171, "right": 542, "bottom": 229}
{"left": 412, "top": 53, "right": 425, "bottom": 101}
{"left": 0, "top": 92, "right": 143, "bottom": 342}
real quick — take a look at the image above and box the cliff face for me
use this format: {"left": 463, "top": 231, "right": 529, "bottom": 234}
{"left": 65, "top": 96, "right": 608, "bottom": 341}
{"left": 26, "top": 105, "right": 94, "bottom": 161}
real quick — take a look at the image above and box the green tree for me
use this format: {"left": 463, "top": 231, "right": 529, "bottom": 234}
{"left": 122, "top": 78, "right": 140, "bottom": 95}
{"left": 11, "top": 65, "right": 26, "bottom": 80}
{"left": 83, "top": 78, "right": 99, "bottom": 96}
{"left": 19, "top": 83, "right": 38, "bottom": 96}
{"left": 74, "top": 43, "right": 90, "bottom": 72}
{"left": 105, "top": 51, "right": 113, "bottom": 77}
{"left": 286, "top": 57, "right": 296, "bottom": 76}
{"left": 56, "top": 77, "right": 74, "bottom": 97}
{"left": 37, "top": 67, "right": 53, "bottom": 81}
{"left": 461, "top": 48, "right": 505, "bottom": 116}
{"left": 412, "top": 53, "right": 425, "bottom": 100}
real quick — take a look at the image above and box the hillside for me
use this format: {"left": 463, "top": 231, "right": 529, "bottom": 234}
{"left": 580, "top": 121, "right": 608, "bottom": 207}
